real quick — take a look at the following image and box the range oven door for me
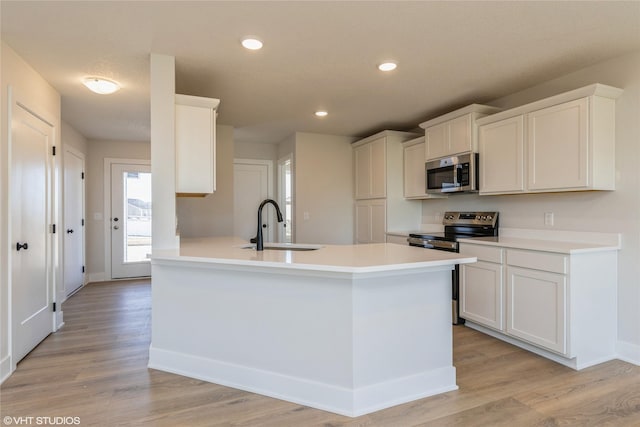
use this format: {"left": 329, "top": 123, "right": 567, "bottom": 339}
{"left": 425, "top": 152, "right": 477, "bottom": 194}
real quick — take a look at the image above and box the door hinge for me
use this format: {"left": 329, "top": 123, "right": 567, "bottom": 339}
{"left": 52, "top": 302, "right": 57, "bottom": 312}
{"left": 51, "top": 224, "right": 56, "bottom": 234}
{"left": 81, "top": 172, "right": 85, "bottom": 180}
{"left": 82, "top": 266, "right": 85, "bottom": 273}
{"left": 52, "top": 146, "right": 56, "bottom": 156}
{"left": 82, "top": 218, "right": 85, "bottom": 226}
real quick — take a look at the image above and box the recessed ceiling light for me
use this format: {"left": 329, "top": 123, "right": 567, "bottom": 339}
{"left": 83, "top": 77, "right": 120, "bottom": 94}
{"left": 241, "top": 37, "right": 263, "bottom": 50}
{"left": 378, "top": 61, "right": 397, "bottom": 72}
{"left": 315, "top": 111, "right": 328, "bottom": 117}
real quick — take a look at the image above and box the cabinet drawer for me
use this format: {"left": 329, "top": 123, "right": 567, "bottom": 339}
{"left": 460, "top": 244, "right": 503, "bottom": 263}
{"left": 507, "top": 249, "right": 567, "bottom": 274}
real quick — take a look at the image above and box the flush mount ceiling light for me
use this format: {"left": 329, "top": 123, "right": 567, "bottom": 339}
{"left": 83, "top": 77, "right": 120, "bottom": 94}
{"left": 241, "top": 37, "right": 263, "bottom": 50}
{"left": 315, "top": 111, "right": 328, "bottom": 117}
{"left": 378, "top": 61, "right": 397, "bottom": 72}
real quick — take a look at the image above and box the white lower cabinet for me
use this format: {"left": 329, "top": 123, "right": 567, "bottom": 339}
{"left": 459, "top": 241, "right": 617, "bottom": 370}
{"left": 460, "top": 244, "right": 504, "bottom": 331}
{"left": 506, "top": 266, "right": 566, "bottom": 354}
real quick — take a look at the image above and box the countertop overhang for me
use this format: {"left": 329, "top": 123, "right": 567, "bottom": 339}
{"left": 151, "top": 236, "right": 476, "bottom": 278}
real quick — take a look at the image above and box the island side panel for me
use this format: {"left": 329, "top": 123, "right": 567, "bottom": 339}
{"left": 351, "top": 268, "right": 457, "bottom": 415}
{"left": 149, "top": 262, "right": 357, "bottom": 414}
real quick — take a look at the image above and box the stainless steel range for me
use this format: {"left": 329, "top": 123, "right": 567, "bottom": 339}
{"left": 409, "top": 211, "right": 499, "bottom": 324}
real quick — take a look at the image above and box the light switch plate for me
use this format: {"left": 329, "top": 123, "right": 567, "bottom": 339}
{"left": 544, "top": 212, "right": 554, "bottom": 226}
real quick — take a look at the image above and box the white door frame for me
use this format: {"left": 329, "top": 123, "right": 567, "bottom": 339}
{"left": 103, "top": 158, "right": 151, "bottom": 281}
{"left": 63, "top": 145, "right": 86, "bottom": 299}
{"left": 233, "top": 158, "right": 274, "bottom": 240}
{"left": 277, "top": 153, "right": 293, "bottom": 243}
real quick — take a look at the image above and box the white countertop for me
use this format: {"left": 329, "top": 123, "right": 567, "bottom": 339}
{"left": 458, "top": 236, "right": 620, "bottom": 254}
{"left": 152, "top": 236, "right": 476, "bottom": 274}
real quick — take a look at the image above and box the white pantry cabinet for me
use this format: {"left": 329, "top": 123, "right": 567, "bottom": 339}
{"left": 459, "top": 238, "right": 618, "bottom": 370}
{"left": 402, "top": 137, "right": 446, "bottom": 199}
{"left": 175, "top": 94, "right": 220, "bottom": 196}
{"left": 353, "top": 131, "right": 420, "bottom": 244}
{"left": 419, "top": 104, "right": 501, "bottom": 160}
{"left": 478, "top": 84, "right": 622, "bottom": 195}
{"left": 355, "top": 199, "right": 386, "bottom": 244}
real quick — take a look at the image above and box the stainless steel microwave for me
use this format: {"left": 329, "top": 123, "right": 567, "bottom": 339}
{"left": 425, "top": 152, "right": 478, "bottom": 194}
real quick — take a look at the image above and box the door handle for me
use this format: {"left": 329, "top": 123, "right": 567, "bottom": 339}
{"left": 16, "top": 242, "right": 28, "bottom": 251}
{"left": 262, "top": 224, "right": 267, "bottom": 228}
{"left": 67, "top": 229, "right": 74, "bottom": 234}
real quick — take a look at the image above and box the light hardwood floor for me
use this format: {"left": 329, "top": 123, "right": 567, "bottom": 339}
{"left": 1, "top": 279, "right": 639, "bottom": 426}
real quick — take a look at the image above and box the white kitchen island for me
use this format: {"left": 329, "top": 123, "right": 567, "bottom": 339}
{"left": 149, "top": 237, "right": 476, "bottom": 417}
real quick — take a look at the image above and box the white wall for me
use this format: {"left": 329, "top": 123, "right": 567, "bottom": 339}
{"left": 235, "top": 140, "right": 278, "bottom": 162}
{"left": 1, "top": 42, "right": 61, "bottom": 382}
{"left": 62, "top": 121, "right": 87, "bottom": 154}
{"left": 294, "top": 132, "right": 356, "bottom": 244}
{"left": 176, "top": 125, "right": 234, "bottom": 237}
{"left": 85, "top": 140, "right": 150, "bottom": 280}
{"left": 421, "top": 51, "right": 640, "bottom": 362}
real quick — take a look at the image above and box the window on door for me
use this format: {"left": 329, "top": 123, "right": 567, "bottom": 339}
{"left": 123, "top": 171, "right": 152, "bottom": 262}
{"left": 278, "top": 155, "right": 293, "bottom": 243}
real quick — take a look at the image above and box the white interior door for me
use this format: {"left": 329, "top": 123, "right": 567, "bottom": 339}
{"left": 11, "top": 102, "right": 54, "bottom": 363}
{"left": 111, "top": 163, "right": 151, "bottom": 279}
{"left": 233, "top": 160, "right": 273, "bottom": 242}
{"left": 63, "top": 148, "right": 85, "bottom": 296}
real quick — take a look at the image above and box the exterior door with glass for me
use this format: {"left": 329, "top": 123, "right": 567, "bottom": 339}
{"left": 111, "top": 163, "right": 152, "bottom": 278}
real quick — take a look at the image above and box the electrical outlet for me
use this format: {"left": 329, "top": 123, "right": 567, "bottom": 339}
{"left": 544, "top": 212, "right": 554, "bottom": 226}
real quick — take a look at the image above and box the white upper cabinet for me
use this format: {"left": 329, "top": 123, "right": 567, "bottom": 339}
{"left": 420, "top": 104, "right": 501, "bottom": 160}
{"left": 478, "top": 84, "right": 622, "bottom": 195}
{"left": 354, "top": 136, "right": 386, "bottom": 199}
{"left": 527, "top": 98, "right": 588, "bottom": 191}
{"left": 479, "top": 115, "right": 525, "bottom": 194}
{"left": 402, "top": 136, "right": 446, "bottom": 199}
{"left": 175, "top": 94, "right": 220, "bottom": 196}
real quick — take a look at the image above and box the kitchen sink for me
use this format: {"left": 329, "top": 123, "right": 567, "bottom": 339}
{"left": 239, "top": 243, "right": 323, "bottom": 251}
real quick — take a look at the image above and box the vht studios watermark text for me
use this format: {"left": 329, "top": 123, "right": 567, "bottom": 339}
{"left": 3, "top": 416, "right": 81, "bottom": 425}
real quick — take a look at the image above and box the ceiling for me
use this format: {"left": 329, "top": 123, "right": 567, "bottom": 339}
{"left": 2, "top": 1, "right": 639, "bottom": 144}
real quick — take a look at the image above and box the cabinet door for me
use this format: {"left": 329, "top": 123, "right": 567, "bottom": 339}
{"left": 370, "top": 137, "right": 387, "bottom": 198}
{"left": 506, "top": 266, "right": 567, "bottom": 355}
{"left": 478, "top": 115, "right": 524, "bottom": 194}
{"left": 354, "top": 199, "right": 386, "bottom": 244}
{"left": 403, "top": 142, "right": 427, "bottom": 198}
{"left": 425, "top": 122, "right": 448, "bottom": 160}
{"left": 460, "top": 261, "right": 504, "bottom": 331}
{"left": 354, "top": 143, "right": 371, "bottom": 199}
{"left": 176, "top": 103, "right": 215, "bottom": 194}
{"left": 448, "top": 114, "right": 472, "bottom": 155}
{"left": 527, "top": 98, "right": 588, "bottom": 191}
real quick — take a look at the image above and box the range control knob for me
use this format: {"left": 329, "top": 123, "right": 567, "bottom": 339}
{"left": 475, "top": 215, "right": 481, "bottom": 220}
{"left": 487, "top": 215, "right": 493, "bottom": 220}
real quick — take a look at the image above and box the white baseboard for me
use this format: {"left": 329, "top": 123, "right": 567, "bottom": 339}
{"left": 55, "top": 311, "right": 64, "bottom": 330}
{"left": 0, "top": 354, "right": 12, "bottom": 385}
{"left": 148, "top": 345, "right": 457, "bottom": 417}
{"left": 617, "top": 340, "right": 640, "bottom": 366}
{"left": 88, "top": 272, "right": 106, "bottom": 283}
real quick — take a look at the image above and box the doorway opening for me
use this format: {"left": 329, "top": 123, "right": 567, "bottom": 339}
{"left": 277, "top": 154, "right": 293, "bottom": 243}
{"left": 105, "top": 159, "right": 151, "bottom": 279}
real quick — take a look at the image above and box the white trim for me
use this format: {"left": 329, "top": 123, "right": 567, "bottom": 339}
{"left": 148, "top": 345, "right": 457, "bottom": 418}
{"left": 103, "top": 158, "right": 151, "bottom": 280}
{"left": 0, "top": 354, "right": 12, "bottom": 385}
{"left": 617, "top": 340, "right": 640, "bottom": 366}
